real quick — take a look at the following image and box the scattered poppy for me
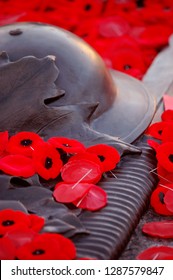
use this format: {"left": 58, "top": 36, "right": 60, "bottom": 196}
{"left": 0, "top": 131, "right": 9, "bottom": 157}
{"left": 32, "top": 142, "right": 63, "bottom": 180}
{"left": 7, "top": 131, "right": 43, "bottom": 157}
{"left": 15, "top": 233, "right": 76, "bottom": 260}
{"left": 146, "top": 121, "right": 168, "bottom": 140}
{"left": 69, "top": 151, "right": 102, "bottom": 169}
{"left": 150, "top": 185, "right": 173, "bottom": 215}
{"left": 156, "top": 142, "right": 173, "bottom": 172}
{"left": 157, "top": 164, "right": 173, "bottom": 184}
{"left": 0, "top": 209, "right": 31, "bottom": 236}
{"left": 73, "top": 184, "right": 107, "bottom": 211}
{"left": 53, "top": 182, "right": 91, "bottom": 203}
{"left": 0, "top": 154, "right": 35, "bottom": 177}
{"left": 61, "top": 159, "right": 102, "bottom": 184}
{"left": 48, "top": 136, "right": 86, "bottom": 154}
{"left": 147, "top": 139, "right": 160, "bottom": 151}
{"left": 142, "top": 220, "right": 173, "bottom": 238}
{"left": 161, "top": 123, "right": 173, "bottom": 142}
{"left": 86, "top": 144, "right": 120, "bottom": 172}
{"left": 137, "top": 246, "right": 173, "bottom": 260}
{"left": 164, "top": 189, "right": 173, "bottom": 213}
{"left": 5, "top": 228, "right": 38, "bottom": 249}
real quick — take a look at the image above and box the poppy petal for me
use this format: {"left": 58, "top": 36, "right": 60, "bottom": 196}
{"left": 137, "top": 246, "right": 173, "bottom": 260}
{"left": 164, "top": 189, "right": 173, "bottom": 213}
{"left": 73, "top": 185, "right": 107, "bottom": 211}
{"left": 142, "top": 220, "right": 173, "bottom": 238}
{"left": 48, "top": 136, "right": 86, "bottom": 154}
{"left": 150, "top": 185, "right": 173, "bottom": 215}
{"left": 0, "top": 155, "right": 35, "bottom": 177}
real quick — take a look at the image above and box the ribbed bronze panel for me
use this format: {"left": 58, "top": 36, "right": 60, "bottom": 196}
{"left": 73, "top": 139, "right": 158, "bottom": 259}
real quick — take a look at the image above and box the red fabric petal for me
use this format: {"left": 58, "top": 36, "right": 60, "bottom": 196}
{"left": 162, "top": 110, "right": 173, "bottom": 121}
{"left": 156, "top": 142, "right": 173, "bottom": 172}
{"left": 0, "top": 154, "right": 35, "bottom": 177}
{"left": 32, "top": 142, "right": 63, "bottom": 180}
{"left": 161, "top": 123, "right": 173, "bottom": 142}
{"left": 164, "top": 189, "right": 173, "bottom": 212}
{"left": 15, "top": 233, "right": 76, "bottom": 260}
{"left": 157, "top": 164, "right": 173, "bottom": 184}
{"left": 147, "top": 139, "right": 160, "bottom": 151}
{"left": 146, "top": 121, "right": 168, "bottom": 140}
{"left": 86, "top": 144, "right": 120, "bottom": 172}
{"left": 5, "top": 228, "right": 38, "bottom": 248}
{"left": 142, "top": 220, "right": 173, "bottom": 238}
{"left": 69, "top": 151, "right": 102, "bottom": 170}
{"left": 53, "top": 182, "right": 91, "bottom": 203}
{"left": 0, "top": 209, "right": 31, "bottom": 236}
{"left": 150, "top": 185, "right": 173, "bottom": 215}
{"left": 73, "top": 185, "right": 107, "bottom": 211}
{"left": 29, "top": 214, "right": 45, "bottom": 232}
{"left": 137, "top": 246, "right": 173, "bottom": 260}
{"left": 48, "top": 136, "right": 86, "bottom": 154}
{"left": 61, "top": 159, "right": 102, "bottom": 184}
{"left": 0, "top": 236, "right": 16, "bottom": 260}
{"left": 7, "top": 131, "right": 44, "bottom": 157}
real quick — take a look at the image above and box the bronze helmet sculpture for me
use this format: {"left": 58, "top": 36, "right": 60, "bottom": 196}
{"left": 0, "top": 23, "right": 155, "bottom": 152}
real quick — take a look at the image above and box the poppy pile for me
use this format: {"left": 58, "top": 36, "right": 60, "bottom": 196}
{"left": 0, "top": 131, "right": 120, "bottom": 211}
{"left": 1, "top": 0, "right": 173, "bottom": 79}
{"left": 0, "top": 208, "right": 77, "bottom": 260}
{"left": 135, "top": 109, "right": 173, "bottom": 260}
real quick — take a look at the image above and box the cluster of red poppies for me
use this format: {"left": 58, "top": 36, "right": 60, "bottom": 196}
{"left": 1, "top": 0, "right": 173, "bottom": 79}
{"left": 0, "top": 208, "right": 76, "bottom": 260}
{"left": 135, "top": 109, "right": 173, "bottom": 260}
{"left": 0, "top": 131, "right": 120, "bottom": 211}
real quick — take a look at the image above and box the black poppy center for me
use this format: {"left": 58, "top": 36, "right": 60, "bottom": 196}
{"left": 158, "top": 192, "right": 165, "bottom": 204}
{"left": 124, "top": 64, "right": 132, "bottom": 70}
{"left": 168, "top": 154, "right": 173, "bottom": 163}
{"left": 136, "top": 0, "right": 144, "bottom": 8}
{"left": 2, "top": 220, "right": 15, "bottom": 226}
{"left": 45, "top": 157, "right": 53, "bottom": 169}
{"left": 98, "top": 155, "right": 105, "bottom": 162}
{"left": 21, "top": 139, "right": 33, "bottom": 146}
{"left": 158, "top": 130, "right": 162, "bottom": 135}
{"left": 32, "top": 249, "right": 45, "bottom": 255}
{"left": 85, "top": 4, "right": 92, "bottom": 11}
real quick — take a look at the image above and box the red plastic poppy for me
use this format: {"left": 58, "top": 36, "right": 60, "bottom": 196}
{"left": 164, "top": 189, "right": 173, "bottom": 213}
{"left": 0, "top": 131, "right": 9, "bottom": 157}
{"left": 98, "top": 16, "right": 130, "bottom": 38}
{"left": 5, "top": 228, "right": 38, "bottom": 248}
{"left": 0, "top": 209, "right": 31, "bottom": 236}
{"left": 0, "top": 236, "right": 16, "bottom": 260}
{"left": 7, "top": 131, "right": 44, "bottom": 157}
{"left": 48, "top": 136, "right": 86, "bottom": 154}
{"left": 86, "top": 144, "right": 120, "bottom": 172}
{"left": 157, "top": 164, "right": 173, "bottom": 184}
{"left": 15, "top": 232, "right": 76, "bottom": 260}
{"left": 73, "top": 184, "right": 107, "bottom": 211}
{"left": 142, "top": 220, "right": 173, "bottom": 238}
{"left": 28, "top": 214, "right": 45, "bottom": 232}
{"left": 76, "top": 0, "right": 104, "bottom": 18}
{"left": 146, "top": 121, "right": 168, "bottom": 140}
{"left": 162, "top": 110, "right": 173, "bottom": 122}
{"left": 150, "top": 185, "right": 173, "bottom": 215}
{"left": 53, "top": 182, "right": 91, "bottom": 203}
{"left": 161, "top": 123, "right": 173, "bottom": 143}
{"left": 156, "top": 142, "right": 173, "bottom": 172}
{"left": 0, "top": 154, "right": 35, "bottom": 177}
{"left": 136, "top": 246, "right": 173, "bottom": 260}
{"left": 32, "top": 142, "right": 63, "bottom": 180}
{"left": 69, "top": 151, "right": 102, "bottom": 169}
{"left": 61, "top": 159, "right": 102, "bottom": 184}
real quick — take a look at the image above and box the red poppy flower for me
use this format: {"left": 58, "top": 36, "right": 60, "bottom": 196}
{"left": 69, "top": 151, "right": 102, "bottom": 168}
{"left": 48, "top": 136, "right": 86, "bottom": 154}
{"left": 162, "top": 110, "right": 173, "bottom": 122}
{"left": 103, "top": 0, "right": 136, "bottom": 16}
{"left": 76, "top": 0, "right": 104, "bottom": 18}
{"left": 161, "top": 123, "right": 173, "bottom": 143}
{"left": 29, "top": 214, "right": 45, "bottom": 232}
{"left": 0, "top": 131, "right": 9, "bottom": 157}
{"left": 7, "top": 131, "right": 44, "bottom": 157}
{"left": 0, "top": 154, "right": 35, "bottom": 177}
{"left": 15, "top": 233, "right": 76, "bottom": 260}
{"left": 137, "top": 24, "right": 173, "bottom": 48}
{"left": 53, "top": 182, "right": 91, "bottom": 203}
{"left": 156, "top": 142, "right": 173, "bottom": 172}
{"left": 150, "top": 185, "right": 173, "bottom": 215}
{"left": 61, "top": 159, "right": 102, "bottom": 184}
{"left": 32, "top": 142, "right": 63, "bottom": 180}
{"left": 0, "top": 236, "right": 16, "bottom": 260}
{"left": 0, "top": 209, "right": 31, "bottom": 236}
{"left": 73, "top": 184, "right": 107, "bottom": 211}
{"left": 98, "top": 16, "right": 130, "bottom": 38}
{"left": 157, "top": 164, "right": 173, "bottom": 184}
{"left": 142, "top": 220, "right": 173, "bottom": 238}
{"left": 146, "top": 121, "right": 168, "bottom": 140}
{"left": 86, "top": 144, "right": 120, "bottom": 172}
{"left": 137, "top": 246, "right": 173, "bottom": 260}
{"left": 164, "top": 189, "right": 173, "bottom": 213}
